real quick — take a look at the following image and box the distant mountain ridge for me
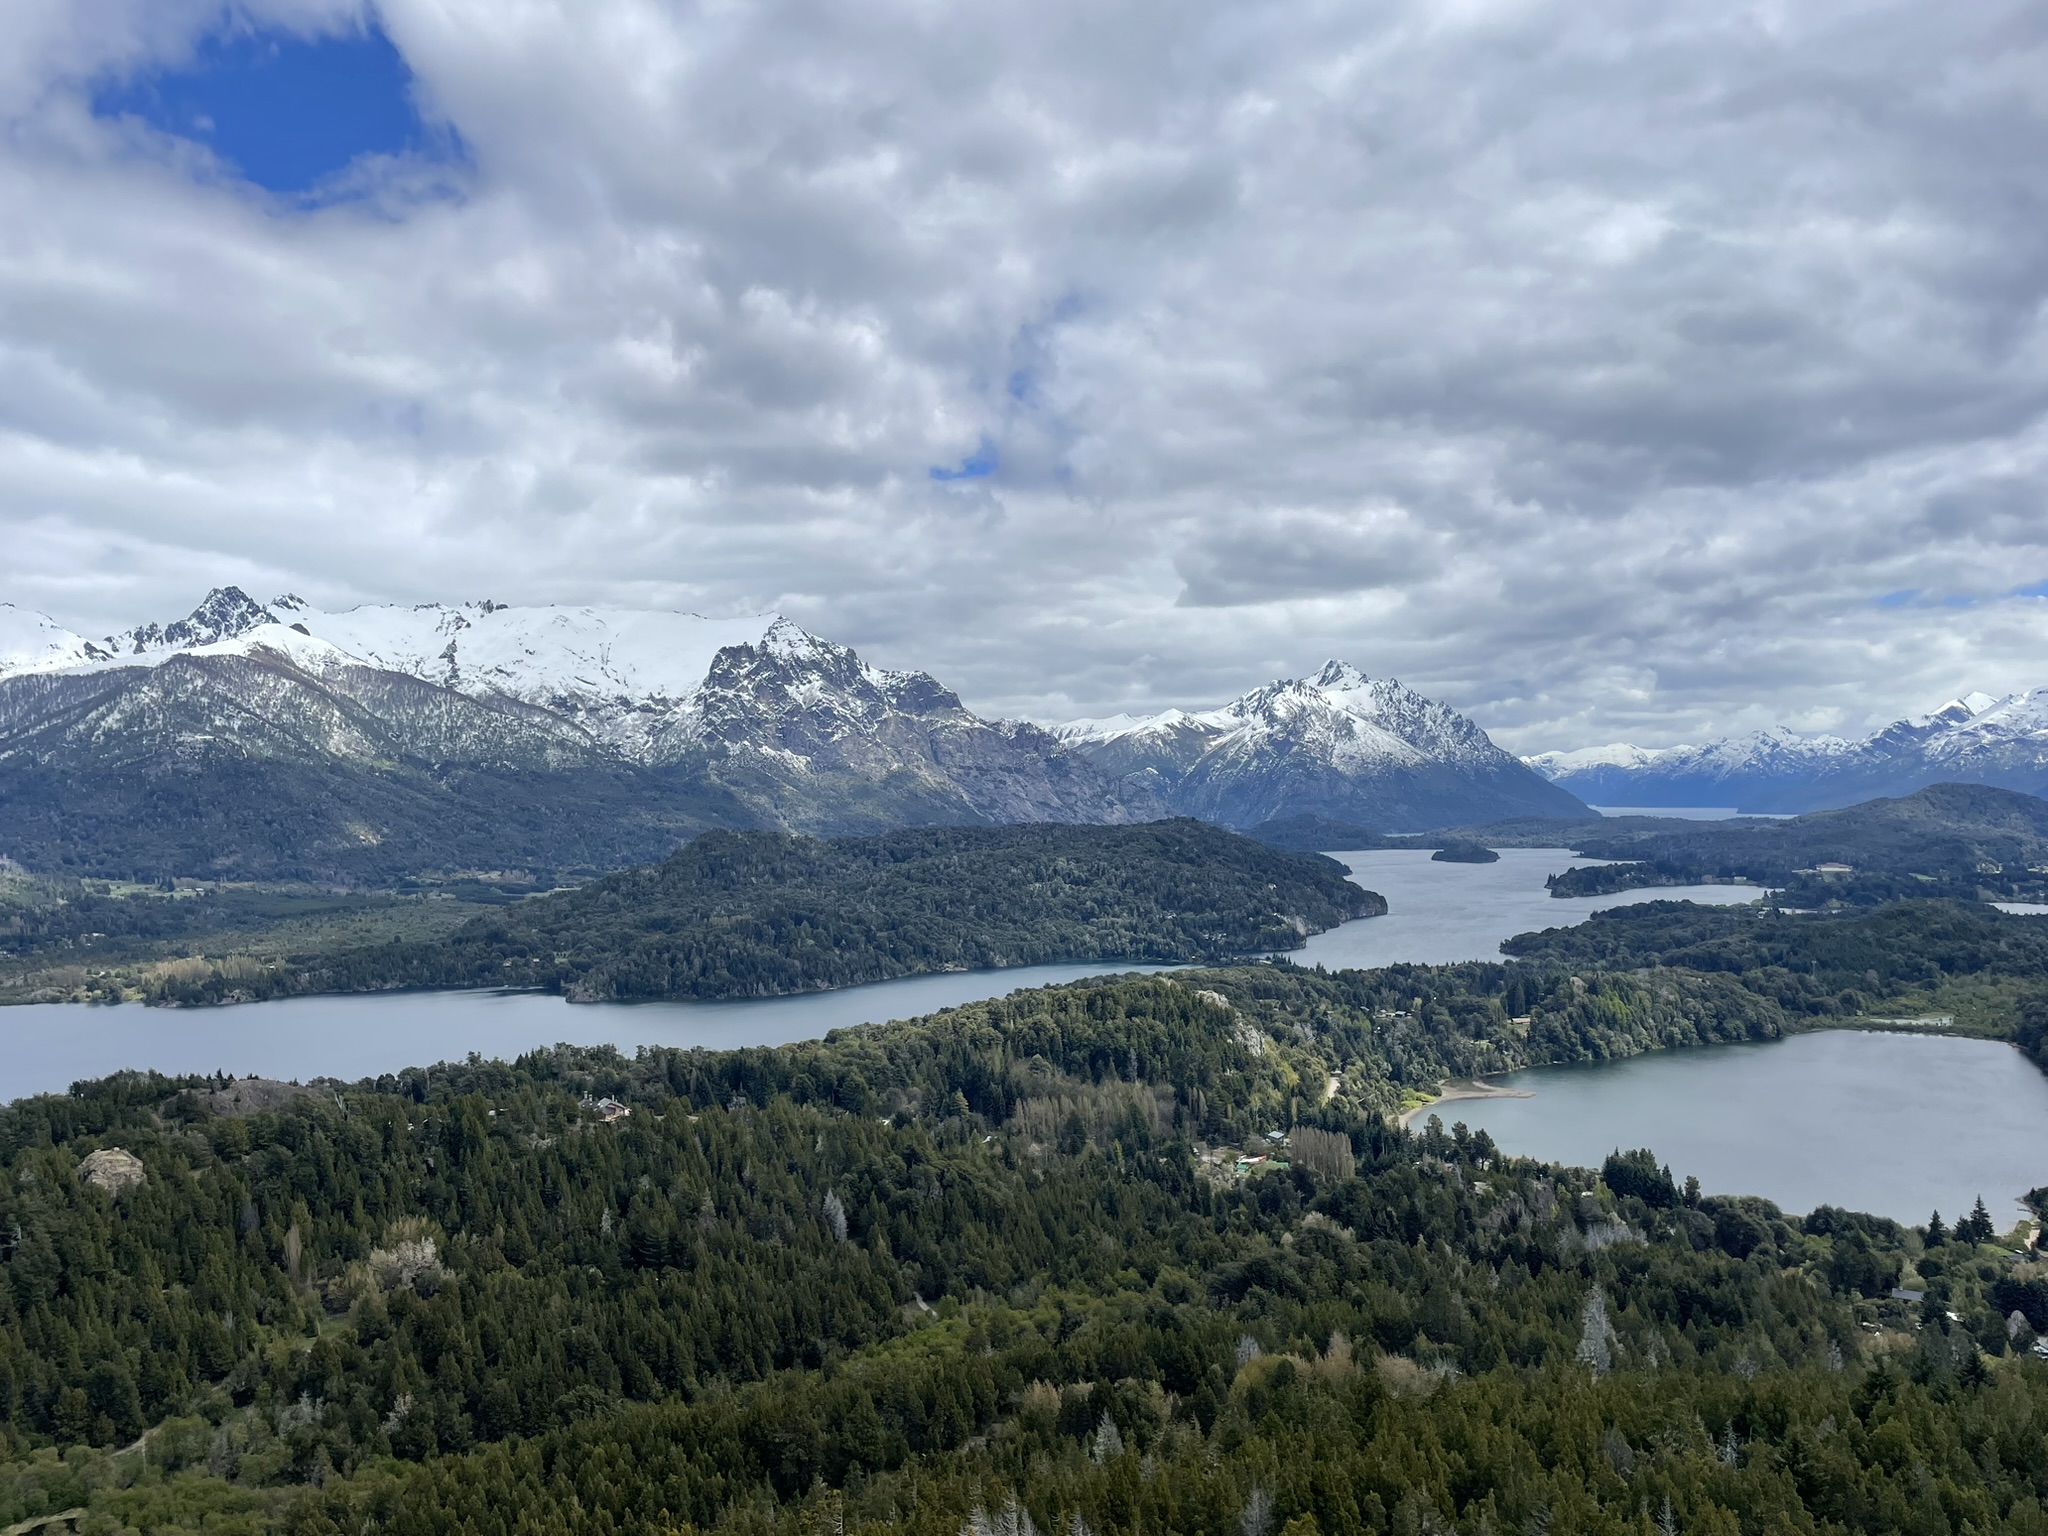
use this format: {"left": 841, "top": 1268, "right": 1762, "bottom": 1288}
{"left": 0, "top": 588, "right": 1149, "bottom": 881}
{"left": 1057, "top": 662, "right": 1591, "bottom": 831}
{"left": 1526, "top": 690, "right": 2048, "bottom": 813}
{"left": 0, "top": 589, "right": 1582, "bottom": 880}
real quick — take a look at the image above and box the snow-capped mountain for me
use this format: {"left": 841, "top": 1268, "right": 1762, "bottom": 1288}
{"left": 0, "top": 588, "right": 1152, "bottom": 881}
{"left": 5, "top": 591, "right": 792, "bottom": 758}
{"left": 1525, "top": 727, "right": 1858, "bottom": 810}
{"left": 1526, "top": 692, "right": 2048, "bottom": 813}
{"left": 1057, "top": 662, "right": 1591, "bottom": 831}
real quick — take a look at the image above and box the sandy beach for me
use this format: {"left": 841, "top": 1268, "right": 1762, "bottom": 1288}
{"left": 1397, "top": 1078, "right": 1534, "bottom": 1129}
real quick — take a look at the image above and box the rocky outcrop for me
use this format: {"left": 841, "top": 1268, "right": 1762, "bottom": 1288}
{"left": 75, "top": 1147, "right": 146, "bottom": 1195}
{"left": 195, "top": 1078, "right": 312, "bottom": 1117}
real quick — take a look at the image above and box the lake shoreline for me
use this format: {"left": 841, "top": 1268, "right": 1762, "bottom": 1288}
{"left": 1398, "top": 1078, "right": 1534, "bottom": 1129}
{"left": 1444, "top": 1031, "right": 2048, "bottom": 1225}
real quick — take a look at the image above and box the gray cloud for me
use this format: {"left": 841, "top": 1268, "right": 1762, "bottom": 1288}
{"left": 2, "top": 0, "right": 2047, "bottom": 752}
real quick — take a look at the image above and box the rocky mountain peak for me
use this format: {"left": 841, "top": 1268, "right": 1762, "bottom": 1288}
{"left": 114, "top": 586, "right": 279, "bottom": 657}
{"left": 1058, "top": 665, "right": 1588, "bottom": 830}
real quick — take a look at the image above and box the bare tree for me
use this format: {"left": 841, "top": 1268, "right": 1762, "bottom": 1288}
{"left": 961, "top": 1498, "right": 1038, "bottom": 1536}
{"left": 1576, "top": 1287, "right": 1615, "bottom": 1376}
{"left": 1090, "top": 1413, "right": 1124, "bottom": 1463}
{"left": 1241, "top": 1486, "right": 1274, "bottom": 1536}
{"left": 1290, "top": 1126, "right": 1355, "bottom": 1180}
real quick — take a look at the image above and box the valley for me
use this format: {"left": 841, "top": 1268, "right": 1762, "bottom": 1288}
{"left": 10, "top": 7, "right": 2039, "bottom": 1531}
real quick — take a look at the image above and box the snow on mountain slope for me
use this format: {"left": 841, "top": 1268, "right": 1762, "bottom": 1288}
{"left": 1911, "top": 690, "right": 2048, "bottom": 769}
{"left": 0, "top": 604, "right": 102, "bottom": 675}
{"left": 1523, "top": 742, "right": 1684, "bottom": 776}
{"left": 1526, "top": 693, "right": 2048, "bottom": 813}
{"left": 1062, "top": 665, "right": 1494, "bottom": 769}
{"left": 1059, "top": 662, "right": 1591, "bottom": 831}
{"left": 0, "top": 588, "right": 1155, "bottom": 876}
{"left": 272, "top": 596, "right": 781, "bottom": 738}
{"left": 1054, "top": 707, "right": 1236, "bottom": 745}
{"left": 2, "top": 589, "right": 803, "bottom": 760}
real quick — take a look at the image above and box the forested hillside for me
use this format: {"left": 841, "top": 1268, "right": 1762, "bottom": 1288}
{"left": 2, "top": 822, "right": 1379, "bottom": 1007}
{"left": 1545, "top": 784, "right": 2048, "bottom": 905}
{"left": 1504, "top": 898, "right": 2048, "bottom": 1042}
{"left": 2, "top": 957, "right": 2045, "bottom": 1534}
{"left": 145, "top": 821, "right": 1381, "bottom": 1006}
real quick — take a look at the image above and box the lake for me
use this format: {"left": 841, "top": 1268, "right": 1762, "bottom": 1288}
{"left": 0, "top": 847, "right": 1761, "bottom": 1097}
{"left": 0, "top": 961, "right": 1167, "bottom": 1106}
{"left": 5, "top": 850, "right": 2043, "bottom": 1221}
{"left": 1440, "top": 1030, "right": 2048, "bottom": 1226}
{"left": 0, "top": 848, "right": 1759, "bottom": 1103}
{"left": 1289, "top": 848, "right": 1762, "bottom": 970}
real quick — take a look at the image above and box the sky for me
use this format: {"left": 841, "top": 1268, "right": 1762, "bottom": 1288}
{"left": 2, "top": 0, "right": 2046, "bottom": 751}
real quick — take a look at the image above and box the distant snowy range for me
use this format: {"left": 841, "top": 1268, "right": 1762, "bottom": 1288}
{"left": 0, "top": 588, "right": 1581, "bottom": 883}
{"left": 9, "top": 584, "right": 2042, "bottom": 883}
{"left": 1523, "top": 693, "right": 2048, "bottom": 814}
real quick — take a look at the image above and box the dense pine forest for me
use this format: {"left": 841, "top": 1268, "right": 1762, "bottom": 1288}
{"left": 4, "top": 921, "right": 2047, "bottom": 1535}
{"left": 1, "top": 822, "right": 1377, "bottom": 1008}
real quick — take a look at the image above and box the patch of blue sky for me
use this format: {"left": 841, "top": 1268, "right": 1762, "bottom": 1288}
{"left": 929, "top": 437, "right": 999, "bottom": 482}
{"left": 93, "top": 21, "right": 460, "bottom": 200}
{"left": 1875, "top": 587, "right": 1985, "bottom": 610}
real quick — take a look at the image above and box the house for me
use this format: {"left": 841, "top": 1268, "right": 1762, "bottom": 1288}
{"left": 588, "top": 1097, "right": 632, "bottom": 1123}
{"left": 1815, "top": 863, "right": 1854, "bottom": 878}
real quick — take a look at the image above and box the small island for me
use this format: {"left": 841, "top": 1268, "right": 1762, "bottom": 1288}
{"left": 1432, "top": 840, "right": 1500, "bottom": 863}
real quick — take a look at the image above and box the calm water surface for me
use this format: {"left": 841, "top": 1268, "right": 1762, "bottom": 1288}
{"left": 1443, "top": 1031, "right": 2048, "bottom": 1225}
{"left": 1289, "top": 848, "right": 1762, "bottom": 970}
{"left": 0, "top": 849, "right": 1762, "bottom": 1102}
{"left": 12, "top": 850, "right": 2044, "bottom": 1222}
{"left": 0, "top": 961, "right": 1174, "bottom": 1105}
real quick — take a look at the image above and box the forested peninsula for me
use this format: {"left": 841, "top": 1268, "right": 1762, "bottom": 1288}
{"left": 1543, "top": 784, "right": 2048, "bottom": 905}
{"left": 3, "top": 821, "right": 1382, "bottom": 1007}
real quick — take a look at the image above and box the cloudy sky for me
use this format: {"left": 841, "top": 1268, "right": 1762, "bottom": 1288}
{"left": 3, "top": 0, "right": 2046, "bottom": 749}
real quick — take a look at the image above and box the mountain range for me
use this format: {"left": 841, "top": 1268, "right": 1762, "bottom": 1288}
{"left": 1056, "top": 663, "right": 1588, "bottom": 831}
{"left": 0, "top": 588, "right": 1576, "bottom": 881}
{"left": 1527, "top": 691, "right": 2048, "bottom": 813}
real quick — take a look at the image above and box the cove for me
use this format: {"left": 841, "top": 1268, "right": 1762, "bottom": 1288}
{"left": 1438, "top": 1030, "right": 2048, "bottom": 1226}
